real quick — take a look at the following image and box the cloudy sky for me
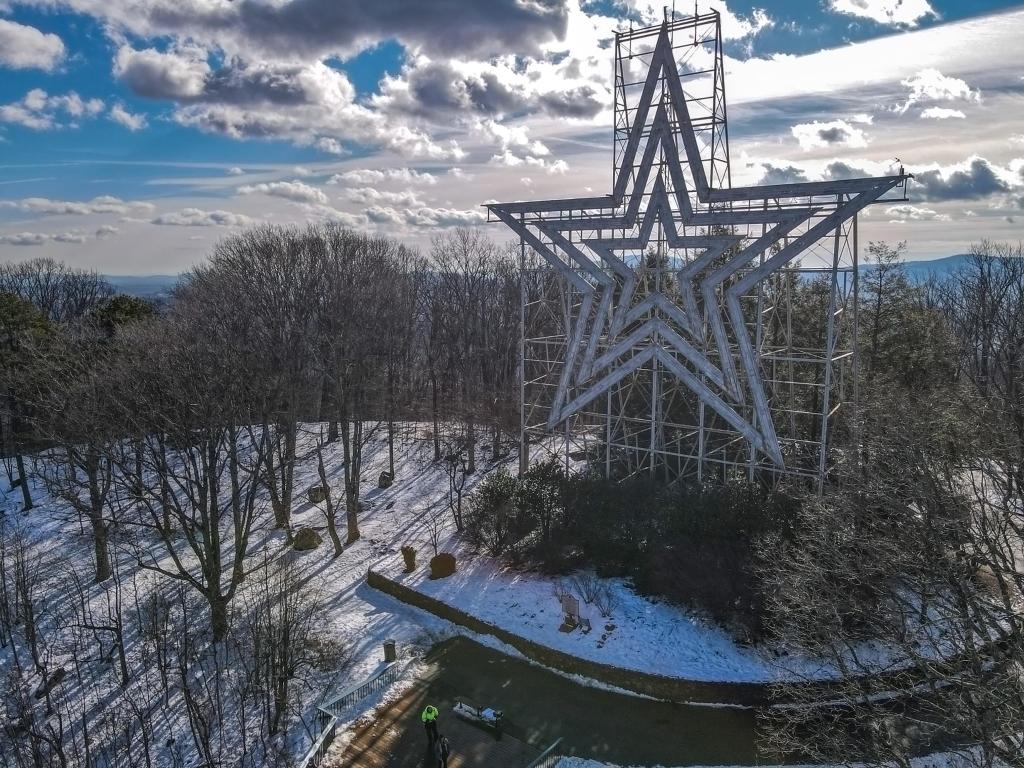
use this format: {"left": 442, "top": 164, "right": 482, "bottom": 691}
{"left": 0, "top": 0, "right": 1021, "bottom": 274}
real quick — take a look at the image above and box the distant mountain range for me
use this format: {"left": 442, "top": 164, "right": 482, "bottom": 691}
{"left": 99, "top": 256, "right": 977, "bottom": 300}
{"left": 887, "top": 254, "right": 973, "bottom": 280}
{"left": 103, "top": 274, "right": 180, "bottom": 298}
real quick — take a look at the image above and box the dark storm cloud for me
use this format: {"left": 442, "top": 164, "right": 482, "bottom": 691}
{"left": 824, "top": 161, "right": 874, "bottom": 180}
{"left": 401, "top": 61, "right": 526, "bottom": 116}
{"left": 756, "top": 164, "right": 809, "bottom": 185}
{"left": 537, "top": 85, "right": 603, "bottom": 118}
{"left": 148, "top": 0, "right": 569, "bottom": 60}
{"left": 816, "top": 125, "right": 850, "bottom": 144}
{"left": 202, "top": 63, "right": 311, "bottom": 106}
{"left": 912, "top": 158, "right": 1010, "bottom": 202}
{"left": 378, "top": 59, "right": 604, "bottom": 121}
{"left": 118, "top": 51, "right": 332, "bottom": 107}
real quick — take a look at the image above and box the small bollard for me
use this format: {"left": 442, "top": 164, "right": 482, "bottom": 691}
{"left": 383, "top": 639, "right": 397, "bottom": 663}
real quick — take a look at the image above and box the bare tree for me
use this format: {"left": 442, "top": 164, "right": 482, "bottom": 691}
{"left": 237, "top": 557, "right": 324, "bottom": 738}
{"left": 23, "top": 334, "right": 117, "bottom": 583}
{"left": 111, "top": 315, "right": 270, "bottom": 642}
{"left": 443, "top": 443, "right": 469, "bottom": 532}
{"left": 939, "top": 242, "right": 1024, "bottom": 495}
{"left": 182, "top": 227, "right": 325, "bottom": 538}
{"left": 313, "top": 435, "right": 344, "bottom": 557}
{"left": 430, "top": 229, "right": 497, "bottom": 475}
{"left": 316, "top": 225, "right": 395, "bottom": 543}
{"left": 0, "top": 257, "right": 112, "bottom": 326}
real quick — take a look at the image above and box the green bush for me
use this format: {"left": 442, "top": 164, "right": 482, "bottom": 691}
{"left": 464, "top": 464, "right": 803, "bottom": 641}
{"left": 464, "top": 470, "right": 519, "bottom": 557}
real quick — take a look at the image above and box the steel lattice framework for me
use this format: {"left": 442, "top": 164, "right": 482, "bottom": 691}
{"left": 487, "top": 11, "right": 909, "bottom": 487}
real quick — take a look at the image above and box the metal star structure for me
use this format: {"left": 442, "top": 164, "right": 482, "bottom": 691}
{"left": 488, "top": 20, "right": 909, "bottom": 471}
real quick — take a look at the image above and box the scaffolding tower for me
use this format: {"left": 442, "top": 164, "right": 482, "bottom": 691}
{"left": 488, "top": 11, "right": 909, "bottom": 489}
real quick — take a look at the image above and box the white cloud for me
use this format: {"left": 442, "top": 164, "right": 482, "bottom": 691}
{"left": 365, "top": 204, "right": 486, "bottom": 228}
{"left": 920, "top": 107, "right": 965, "bottom": 120}
{"left": 109, "top": 103, "right": 148, "bottom": 131}
{"left": 315, "top": 137, "right": 346, "bottom": 155}
{"left": 0, "top": 89, "right": 104, "bottom": 130}
{"left": 151, "top": 208, "right": 255, "bottom": 227}
{"left": 327, "top": 167, "right": 438, "bottom": 186}
{"left": 1, "top": 195, "right": 154, "bottom": 215}
{"left": 237, "top": 180, "right": 328, "bottom": 205}
{"left": 828, "top": 0, "right": 936, "bottom": 27}
{"left": 491, "top": 149, "right": 524, "bottom": 167}
{"left": 0, "top": 20, "right": 65, "bottom": 71}
{"left": 791, "top": 119, "right": 869, "bottom": 150}
{"left": 227, "top": 166, "right": 245, "bottom": 176}
{"left": 0, "top": 103, "right": 53, "bottom": 130}
{"left": 0, "top": 232, "right": 56, "bottom": 246}
{"left": 345, "top": 187, "right": 423, "bottom": 208}
{"left": 0, "top": 227, "right": 114, "bottom": 245}
{"left": 898, "top": 68, "right": 979, "bottom": 114}
{"left": 885, "top": 204, "right": 950, "bottom": 222}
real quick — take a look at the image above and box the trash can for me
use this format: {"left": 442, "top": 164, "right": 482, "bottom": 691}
{"left": 384, "top": 639, "right": 397, "bottom": 663}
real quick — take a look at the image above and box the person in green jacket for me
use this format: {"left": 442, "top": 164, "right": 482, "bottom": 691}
{"left": 421, "top": 704, "right": 439, "bottom": 746}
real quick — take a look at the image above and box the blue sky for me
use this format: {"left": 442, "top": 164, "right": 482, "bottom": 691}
{"left": 0, "top": 0, "right": 1021, "bottom": 272}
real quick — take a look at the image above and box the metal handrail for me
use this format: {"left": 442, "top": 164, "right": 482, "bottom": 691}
{"left": 525, "top": 737, "right": 564, "bottom": 768}
{"left": 297, "top": 660, "right": 404, "bottom": 768}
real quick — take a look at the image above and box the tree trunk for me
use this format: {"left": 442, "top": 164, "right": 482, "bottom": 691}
{"left": 316, "top": 449, "right": 344, "bottom": 557}
{"left": 133, "top": 441, "right": 144, "bottom": 497}
{"left": 160, "top": 477, "right": 173, "bottom": 533}
{"left": 430, "top": 369, "right": 441, "bottom": 461}
{"left": 209, "top": 594, "right": 229, "bottom": 642}
{"left": 341, "top": 416, "right": 361, "bottom": 544}
{"left": 387, "top": 366, "right": 396, "bottom": 477}
{"left": 86, "top": 450, "right": 111, "bottom": 583}
{"left": 466, "top": 414, "right": 476, "bottom": 474}
{"left": 271, "top": 674, "right": 288, "bottom": 735}
{"left": 279, "top": 420, "right": 296, "bottom": 534}
{"left": 345, "top": 488, "right": 360, "bottom": 544}
{"left": 15, "top": 452, "right": 32, "bottom": 511}
{"left": 264, "top": 427, "right": 289, "bottom": 530}
{"left": 388, "top": 418, "right": 395, "bottom": 479}
{"left": 91, "top": 514, "right": 111, "bottom": 583}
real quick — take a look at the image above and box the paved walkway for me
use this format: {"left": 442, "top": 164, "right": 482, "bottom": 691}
{"left": 329, "top": 636, "right": 767, "bottom": 767}
{"left": 334, "top": 678, "right": 540, "bottom": 768}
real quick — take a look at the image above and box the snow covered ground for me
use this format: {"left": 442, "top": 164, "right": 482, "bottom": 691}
{"left": 0, "top": 425, "right": 482, "bottom": 767}
{"left": 378, "top": 544, "right": 833, "bottom": 683}
{"left": 0, "top": 423, "right": 957, "bottom": 766}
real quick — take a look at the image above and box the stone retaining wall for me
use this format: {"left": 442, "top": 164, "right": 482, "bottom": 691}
{"left": 366, "top": 568, "right": 770, "bottom": 706}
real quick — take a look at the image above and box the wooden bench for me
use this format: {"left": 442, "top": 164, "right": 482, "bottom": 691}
{"left": 453, "top": 698, "right": 504, "bottom": 738}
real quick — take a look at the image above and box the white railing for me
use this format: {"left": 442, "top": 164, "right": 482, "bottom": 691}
{"left": 525, "top": 737, "right": 564, "bottom": 768}
{"left": 297, "top": 660, "right": 405, "bottom": 768}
